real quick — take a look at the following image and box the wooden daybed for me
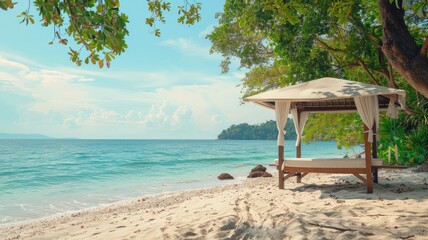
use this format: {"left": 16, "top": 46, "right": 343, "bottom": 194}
{"left": 273, "top": 158, "right": 384, "bottom": 185}
{"left": 245, "top": 78, "right": 407, "bottom": 193}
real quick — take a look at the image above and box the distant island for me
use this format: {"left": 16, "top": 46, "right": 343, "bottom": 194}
{"left": 218, "top": 120, "right": 297, "bottom": 140}
{"left": 0, "top": 133, "right": 53, "bottom": 139}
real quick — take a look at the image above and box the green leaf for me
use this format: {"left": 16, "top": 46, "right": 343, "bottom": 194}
{"left": 0, "top": 0, "right": 15, "bottom": 10}
{"left": 145, "top": 17, "right": 154, "bottom": 27}
{"left": 96, "top": 5, "right": 103, "bottom": 13}
{"left": 177, "top": 16, "right": 185, "bottom": 24}
{"left": 110, "top": 0, "right": 120, "bottom": 7}
{"left": 289, "top": 16, "right": 300, "bottom": 25}
{"left": 105, "top": 53, "right": 111, "bottom": 61}
{"left": 98, "top": 59, "right": 104, "bottom": 68}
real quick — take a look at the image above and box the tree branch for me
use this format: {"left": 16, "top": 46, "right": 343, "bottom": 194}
{"left": 315, "top": 38, "right": 347, "bottom": 54}
{"left": 373, "top": 69, "right": 389, "bottom": 79}
{"left": 378, "top": 0, "right": 428, "bottom": 98}
{"left": 388, "top": 63, "right": 398, "bottom": 88}
{"left": 355, "top": 58, "right": 381, "bottom": 85}
{"left": 377, "top": 46, "right": 398, "bottom": 88}
{"left": 316, "top": 37, "right": 383, "bottom": 86}
{"left": 421, "top": 37, "right": 428, "bottom": 57}
{"left": 65, "top": 1, "right": 91, "bottom": 51}
{"left": 377, "top": 46, "right": 390, "bottom": 78}
{"left": 332, "top": 62, "right": 359, "bottom": 71}
{"left": 315, "top": 38, "right": 349, "bottom": 66}
{"left": 349, "top": 15, "right": 382, "bottom": 48}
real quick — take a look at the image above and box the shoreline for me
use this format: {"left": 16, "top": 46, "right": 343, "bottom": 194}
{"left": 1, "top": 168, "right": 427, "bottom": 239}
{"left": 0, "top": 140, "right": 351, "bottom": 227}
{"left": 0, "top": 176, "right": 247, "bottom": 228}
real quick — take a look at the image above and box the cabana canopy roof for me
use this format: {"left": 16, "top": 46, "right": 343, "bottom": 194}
{"left": 245, "top": 77, "right": 406, "bottom": 112}
{"left": 245, "top": 78, "right": 406, "bottom": 193}
{"left": 245, "top": 77, "right": 407, "bottom": 193}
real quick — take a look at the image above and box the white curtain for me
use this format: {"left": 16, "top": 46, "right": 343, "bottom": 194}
{"left": 387, "top": 95, "right": 406, "bottom": 119}
{"left": 398, "top": 95, "right": 406, "bottom": 109}
{"left": 354, "top": 96, "right": 379, "bottom": 143}
{"left": 275, "top": 101, "right": 291, "bottom": 146}
{"left": 387, "top": 99, "right": 398, "bottom": 118}
{"left": 386, "top": 95, "right": 399, "bottom": 119}
{"left": 291, "top": 107, "right": 308, "bottom": 147}
{"left": 375, "top": 96, "right": 379, "bottom": 137}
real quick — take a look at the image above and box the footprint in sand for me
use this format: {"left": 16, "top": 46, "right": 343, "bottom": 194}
{"left": 220, "top": 219, "right": 237, "bottom": 231}
{"left": 183, "top": 231, "right": 197, "bottom": 237}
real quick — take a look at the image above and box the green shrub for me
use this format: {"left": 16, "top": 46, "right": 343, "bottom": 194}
{"left": 378, "top": 117, "right": 428, "bottom": 166}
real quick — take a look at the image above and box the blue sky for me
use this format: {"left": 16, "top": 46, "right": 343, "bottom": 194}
{"left": 0, "top": 1, "right": 272, "bottom": 139}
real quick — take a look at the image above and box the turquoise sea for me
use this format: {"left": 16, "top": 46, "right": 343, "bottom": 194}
{"left": 0, "top": 140, "right": 357, "bottom": 224}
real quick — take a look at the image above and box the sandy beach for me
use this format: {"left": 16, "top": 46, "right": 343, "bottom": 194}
{"left": 1, "top": 168, "right": 427, "bottom": 240}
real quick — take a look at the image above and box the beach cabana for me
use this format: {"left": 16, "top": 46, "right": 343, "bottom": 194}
{"left": 245, "top": 77, "right": 406, "bottom": 193}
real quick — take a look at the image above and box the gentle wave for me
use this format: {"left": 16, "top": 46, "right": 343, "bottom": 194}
{"left": 0, "top": 139, "right": 353, "bottom": 224}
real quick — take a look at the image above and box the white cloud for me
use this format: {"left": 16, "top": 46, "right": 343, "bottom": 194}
{"left": 161, "top": 38, "right": 209, "bottom": 56}
{"left": 0, "top": 71, "right": 20, "bottom": 83}
{"left": 160, "top": 38, "right": 221, "bottom": 61}
{"left": 209, "top": 114, "right": 222, "bottom": 125}
{"left": 0, "top": 53, "right": 272, "bottom": 138}
{"left": 171, "top": 105, "right": 192, "bottom": 126}
{"left": 144, "top": 101, "right": 169, "bottom": 125}
{"left": 0, "top": 55, "right": 31, "bottom": 72}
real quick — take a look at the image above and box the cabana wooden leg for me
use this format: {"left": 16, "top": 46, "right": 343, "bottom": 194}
{"left": 296, "top": 173, "right": 308, "bottom": 183}
{"left": 295, "top": 128, "right": 303, "bottom": 184}
{"left": 279, "top": 146, "right": 284, "bottom": 189}
{"left": 284, "top": 173, "right": 296, "bottom": 181}
{"left": 353, "top": 174, "right": 367, "bottom": 184}
{"left": 296, "top": 173, "right": 302, "bottom": 183}
{"left": 372, "top": 167, "right": 379, "bottom": 183}
{"left": 367, "top": 173, "right": 373, "bottom": 193}
{"left": 300, "top": 173, "right": 308, "bottom": 179}
{"left": 372, "top": 124, "right": 379, "bottom": 184}
{"left": 364, "top": 125, "right": 374, "bottom": 193}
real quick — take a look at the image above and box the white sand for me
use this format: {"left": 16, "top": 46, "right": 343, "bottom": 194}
{"left": 1, "top": 168, "right": 427, "bottom": 240}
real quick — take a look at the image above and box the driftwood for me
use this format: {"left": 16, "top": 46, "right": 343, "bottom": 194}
{"left": 400, "top": 235, "right": 415, "bottom": 240}
{"left": 367, "top": 214, "right": 428, "bottom": 218}
{"left": 308, "top": 222, "right": 356, "bottom": 232}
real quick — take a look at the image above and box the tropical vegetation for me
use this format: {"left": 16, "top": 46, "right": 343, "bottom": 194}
{"left": 217, "top": 120, "right": 296, "bottom": 140}
{"left": 208, "top": 0, "right": 427, "bottom": 165}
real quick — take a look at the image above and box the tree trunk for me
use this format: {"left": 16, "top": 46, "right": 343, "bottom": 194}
{"left": 378, "top": 0, "right": 428, "bottom": 98}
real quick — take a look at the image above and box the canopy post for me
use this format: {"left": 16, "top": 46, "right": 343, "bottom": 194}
{"left": 372, "top": 123, "right": 379, "bottom": 183}
{"left": 296, "top": 110, "right": 302, "bottom": 183}
{"left": 275, "top": 101, "right": 291, "bottom": 190}
{"left": 296, "top": 110, "right": 302, "bottom": 158}
{"left": 296, "top": 143, "right": 302, "bottom": 183}
{"left": 364, "top": 124, "right": 374, "bottom": 193}
{"left": 278, "top": 146, "right": 284, "bottom": 189}
{"left": 372, "top": 123, "right": 378, "bottom": 158}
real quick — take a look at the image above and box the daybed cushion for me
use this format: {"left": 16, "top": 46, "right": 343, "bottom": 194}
{"left": 274, "top": 158, "right": 383, "bottom": 169}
